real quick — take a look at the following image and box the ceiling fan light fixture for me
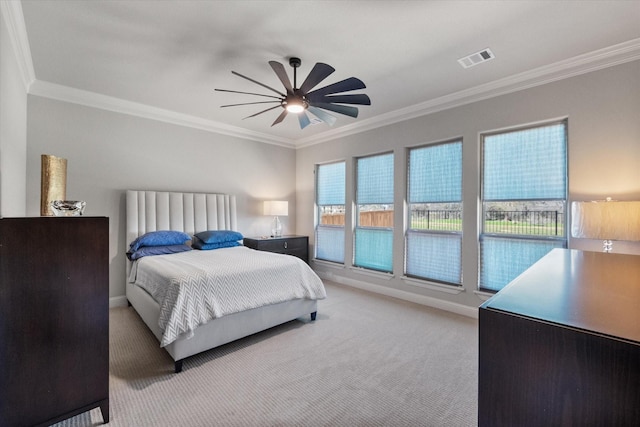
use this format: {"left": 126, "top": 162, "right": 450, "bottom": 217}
{"left": 284, "top": 97, "right": 307, "bottom": 114}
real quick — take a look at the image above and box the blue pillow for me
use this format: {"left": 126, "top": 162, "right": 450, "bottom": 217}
{"left": 127, "top": 244, "right": 192, "bottom": 260}
{"left": 192, "top": 237, "right": 241, "bottom": 250}
{"left": 129, "top": 230, "right": 191, "bottom": 252}
{"left": 193, "top": 230, "right": 243, "bottom": 244}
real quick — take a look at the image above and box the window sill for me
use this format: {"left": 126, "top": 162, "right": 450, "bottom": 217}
{"left": 312, "top": 259, "right": 345, "bottom": 270}
{"left": 349, "top": 266, "right": 394, "bottom": 280}
{"left": 401, "top": 276, "right": 465, "bottom": 295}
{"left": 474, "top": 290, "right": 495, "bottom": 301}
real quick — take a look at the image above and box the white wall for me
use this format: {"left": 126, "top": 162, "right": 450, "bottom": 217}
{"left": 0, "top": 5, "right": 27, "bottom": 217}
{"left": 25, "top": 96, "right": 297, "bottom": 300}
{"left": 296, "top": 60, "right": 640, "bottom": 310}
{"left": 19, "top": 59, "right": 640, "bottom": 310}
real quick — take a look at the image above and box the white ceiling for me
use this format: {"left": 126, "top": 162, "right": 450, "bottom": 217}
{"left": 15, "top": 0, "right": 640, "bottom": 147}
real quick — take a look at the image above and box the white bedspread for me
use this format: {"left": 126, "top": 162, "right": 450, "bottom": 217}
{"left": 130, "top": 246, "right": 326, "bottom": 346}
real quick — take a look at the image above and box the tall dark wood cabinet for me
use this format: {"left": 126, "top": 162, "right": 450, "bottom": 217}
{"left": 0, "top": 217, "right": 109, "bottom": 426}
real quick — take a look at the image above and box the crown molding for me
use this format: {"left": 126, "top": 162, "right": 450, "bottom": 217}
{"left": 295, "top": 38, "right": 640, "bottom": 148}
{"left": 1, "top": 0, "right": 35, "bottom": 91}
{"left": 29, "top": 80, "right": 296, "bottom": 148}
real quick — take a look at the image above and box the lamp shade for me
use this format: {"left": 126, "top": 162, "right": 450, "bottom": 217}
{"left": 263, "top": 201, "right": 288, "bottom": 216}
{"left": 571, "top": 200, "right": 640, "bottom": 240}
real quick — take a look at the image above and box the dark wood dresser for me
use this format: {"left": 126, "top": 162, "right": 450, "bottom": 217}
{"left": 243, "top": 235, "right": 309, "bottom": 263}
{"left": 478, "top": 248, "right": 640, "bottom": 426}
{"left": 0, "top": 217, "right": 109, "bottom": 426}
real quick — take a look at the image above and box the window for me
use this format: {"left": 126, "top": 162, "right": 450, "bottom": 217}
{"left": 406, "top": 141, "right": 463, "bottom": 285}
{"left": 354, "top": 153, "right": 394, "bottom": 272}
{"left": 480, "top": 121, "right": 567, "bottom": 292}
{"left": 315, "top": 161, "right": 346, "bottom": 263}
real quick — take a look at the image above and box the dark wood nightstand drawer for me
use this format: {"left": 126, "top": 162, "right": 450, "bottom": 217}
{"left": 258, "top": 238, "right": 306, "bottom": 252}
{"left": 243, "top": 236, "right": 309, "bottom": 263}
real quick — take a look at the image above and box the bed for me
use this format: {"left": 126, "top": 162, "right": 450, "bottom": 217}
{"left": 125, "top": 190, "right": 326, "bottom": 372}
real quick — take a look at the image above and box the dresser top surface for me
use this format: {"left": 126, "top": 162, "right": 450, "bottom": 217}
{"left": 482, "top": 248, "right": 640, "bottom": 343}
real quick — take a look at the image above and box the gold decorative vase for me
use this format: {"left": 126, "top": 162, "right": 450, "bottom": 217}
{"left": 40, "top": 154, "right": 67, "bottom": 216}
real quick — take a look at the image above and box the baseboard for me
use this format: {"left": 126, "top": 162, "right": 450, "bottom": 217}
{"left": 110, "top": 275, "right": 479, "bottom": 318}
{"left": 317, "top": 271, "right": 479, "bottom": 319}
{"left": 109, "top": 295, "right": 128, "bottom": 308}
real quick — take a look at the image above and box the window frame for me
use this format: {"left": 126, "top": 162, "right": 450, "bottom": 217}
{"left": 405, "top": 139, "right": 463, "bottom": 286}
{"left": 314, "top": 161, "right": 346, "bottom": 264}
{"left": 353, "top": 151, "right": 395, "bottom": 273}
{"left": 479, "top": 119, "right": 568, "bottom": 293}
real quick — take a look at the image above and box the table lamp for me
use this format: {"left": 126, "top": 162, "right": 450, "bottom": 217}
{"left": 264, "top": 201, "right": 288, "bottom": 237}
{"left": 571, "top": 198, "right": 640, "bottom": 252}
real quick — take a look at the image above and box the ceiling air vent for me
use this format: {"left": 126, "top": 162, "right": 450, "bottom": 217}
{"left": 458, "top": 48, "right": 495, "bottom": 69}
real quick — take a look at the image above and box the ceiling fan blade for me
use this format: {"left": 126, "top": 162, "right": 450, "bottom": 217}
{"left": 214, "top": 88, "right": 282, "bottom": 100}
{"left": 307, "top": 106, "right": 337, "bottom": 126}
{"left": 243, "top": 105, "right": 282, "bottom": 119}
{"left": 307, "top": 77, "right": 366, "bottom": 98}
{"left": 271, "top": 109, "right": 288, "bottom": 126}
{"left": 310, "top": 102, "right": 359, "bottom": 118}
{"left": 308, "top": 93, "right": 371, "bottom": 105}
{"left": 232, "top": 70, "right": 286, "bottom": 97}
{"left": 298, "top": 63, "right": 335, "bottom": 94}
{"left": 269, "top": 61, "right": 294, "bottom": 95}
{"left": 221, "top": 101, "right": 281, "bottom": 108}
{"left": 298, "top": 111, "right": 311, "bottom": 129}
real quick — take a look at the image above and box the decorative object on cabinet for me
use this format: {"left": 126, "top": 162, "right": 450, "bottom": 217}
{"left": 571, "top": 198, "right": 640, "bottom": 252}
{"left": 243, "top": 235, "right": 308, "bottom": 263}
{"left": 478, "top": 248, "right": 640, "bottom": 426}
{"left": 50, "top": 200, "right": 86, "bottom": 216}
{"left": 263, "top": 200, "right": 288, "bottom": 237}
{"left": 0, "top": 217, "right": 109, "bottom": 426}
{"left": 40, "top": 154, "right": 67, "bottom": 216}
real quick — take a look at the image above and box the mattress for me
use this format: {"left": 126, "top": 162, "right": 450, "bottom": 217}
{"left": 129, "top": 246, "right": 326, "bottom": 346}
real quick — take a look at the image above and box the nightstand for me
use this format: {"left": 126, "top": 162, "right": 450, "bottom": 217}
{"left": 243, "top": 235, "right": 309, "bottom": 263}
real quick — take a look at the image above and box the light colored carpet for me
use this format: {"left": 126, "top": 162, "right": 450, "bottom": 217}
{"left": 52, "top": 282, "right": 478, "bottom": 426}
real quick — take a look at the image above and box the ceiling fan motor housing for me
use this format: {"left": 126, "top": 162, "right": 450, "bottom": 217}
{"left": 289, "top": 57, "right": 302, "bottom": 68}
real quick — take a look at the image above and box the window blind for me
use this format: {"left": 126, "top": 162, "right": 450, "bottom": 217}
{"left": 480, "top": 237, "right": 564, "bottom": 291}
{"left": 483, "top": 124, "right": 566, "bottom": 200}
{"left": 316, "top": 226, "right": 345, "bottom": 263}
{"left": 357, "top": 153, "right": 394, "bottom": 205}
{"left": 354, "top": 228, "right": 393, "bottom": 272}
{"left": 408, "top": 142, "right": 462, "bottom": 203}
{"left": 406, "top": 233, "right": 461, "bottom": 283}
{"left": 317, "top": 162, "right": 345, "bottom": 206}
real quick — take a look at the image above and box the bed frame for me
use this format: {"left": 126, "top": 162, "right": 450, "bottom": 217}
{"left": 125, "top": 190, "right": 317, "bottom": 372}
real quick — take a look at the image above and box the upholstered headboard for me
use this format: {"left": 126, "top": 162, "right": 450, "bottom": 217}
{"left": 125, "top": 190, "right": 238, "bottom": 248}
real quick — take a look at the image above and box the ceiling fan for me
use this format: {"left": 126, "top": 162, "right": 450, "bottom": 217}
{"left": 215, "top": 57, "right": 371, "bottom": 129}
